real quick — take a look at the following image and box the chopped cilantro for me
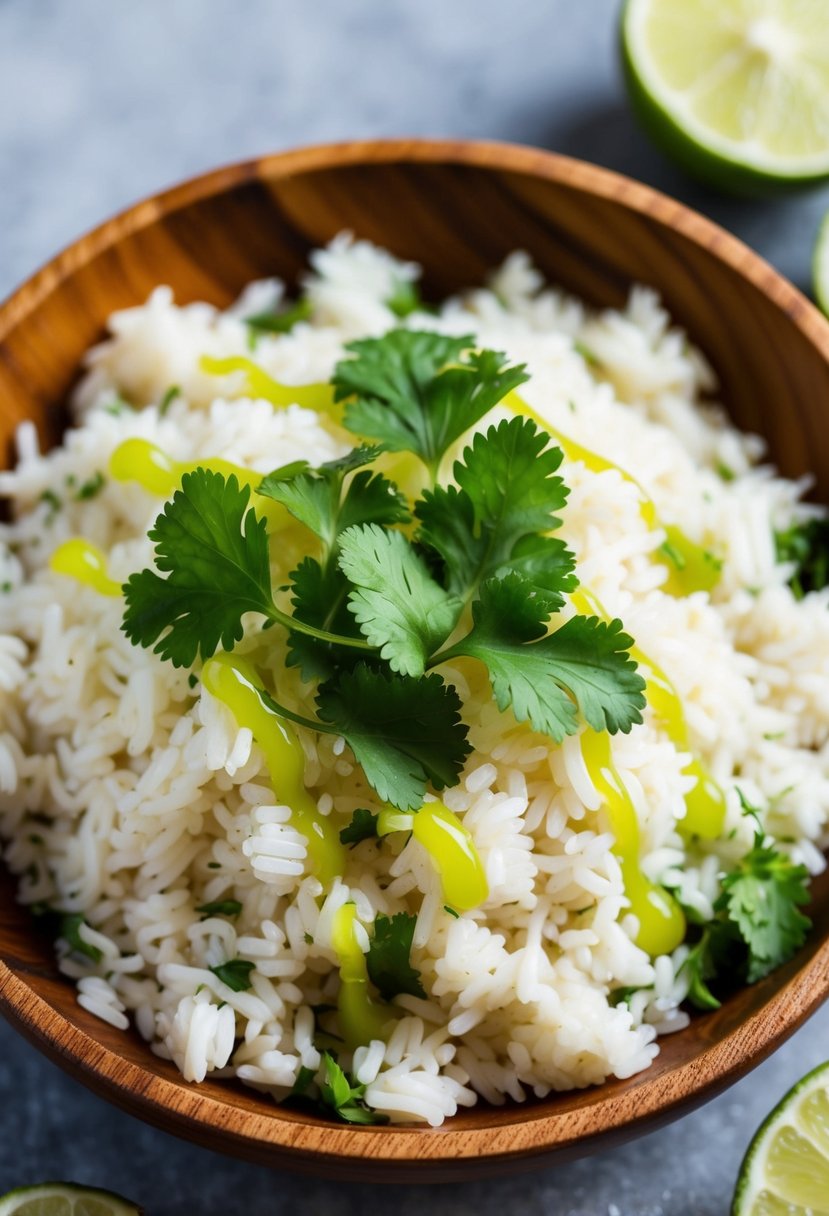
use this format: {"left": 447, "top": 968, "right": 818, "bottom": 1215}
{"left": 60, "top": 913, "right": 103, "bottom": 963}
{"left": 775, "top": 517, "right": 829, "bottom": 598}
{"left": 573, "top": 340, "right": 599, "bottom": 366}
{"left": 366, "top": 913, "right": 426, "bottom": 1000}
{"left": 245, "top": 296, "right": 312, "bottom": 338}
{"left": 608, "top": 984, "right": 652, "bottom": 1008}
{"left": 716, "top": 461, "right": 735, "bottom": 482}
{"left": 339, "top": 808, "right": 380, "bottom": 847}
{"left": 75, "top": 471, "right": 105, "bottom": 500}
{"left": 443, "top": 905, "right": 460, "bottom": 918}
{"left": 317, "top": 1052, "right": 387, "bottom": 1124}
{"left": 718, "top": 832, "right": 811, "bottom": 982}
{"left": 196, "top": 899, "right": 242, "bottom": 919}
{"left": 680, "top": 829, "right": 812, "bottom": 1009}
{"left": 385, "top": 279, "right": 422, "bottom": 318}
{"left": 159, "top": 385, "right": 181, "bottom": 417}
{"left": 209, "top": 959, "right": 256, "bottom": 992}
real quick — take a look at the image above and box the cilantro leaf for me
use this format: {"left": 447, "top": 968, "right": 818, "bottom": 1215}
{"left": 339, "top": 808, "right": 380, "bottom": 847}
{"left": 196, "top": 899, "right": 243, "bottom": 919}
{"left": 245, "top": 296, "right": 312, "bottom": 337}
{"left": 60, "top": 914, "right": 103, "bottom": 964}
{"left": 285, "top": 556, "right": 361, "bottom": 681}
{"left": 416, "top": 417, "right": 576, "bottom": 607}
{"left": 366, "top": 912, "right": 426, "bottom": 1001}
{"left": 717, "top": 833, "right": 811, "bottom": 982}
{"left": 316, "top": 664, "right": 470, "bottom": 809}
{"left": 679, "top": 932, "right": 722, "bottom": 1011}
{"left": 318, "top": 1053, "right": 387, "bottom": 1125}
{"left": 447, "top": 576, "right": 645, "bottom": 739}
{"left": 333, "top": 330, "right": 528, "bottom": 474}
{"left": 209, "top": 959, "right": 256, "bottom": 992}
{"left": 122, "top": 469, "right": 274, "bottom": 668}
{"left": 386, "top": 279, "right": 423, "bottom": 318}
{"left": 258, "top": 445, "right": 408, "bottom": 550}
{"left": 608, "top": 984, "right": 653, "bottom": 1008}
{"left": 338, "top": 524, "right": 461, "bottom": 676}
{"left": 774, "top": 517, "right": 829, "bottom": 599}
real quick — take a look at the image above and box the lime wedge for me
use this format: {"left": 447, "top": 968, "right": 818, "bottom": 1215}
{"left": 621, "top": 0, "right": 829, "bottom": 193}
{"left": 814, "top": 210, "right": 829, "bottom": 316}
{"left": 732, "top": 1060, "right": 829, "bottom": 1215}
{"left": 0, "top": 1184, "right": 141, "bottom": 1216}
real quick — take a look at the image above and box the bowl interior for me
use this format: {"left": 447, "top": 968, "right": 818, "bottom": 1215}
{"left": 0, "top": 142, "right": 828, "bottom": 1181}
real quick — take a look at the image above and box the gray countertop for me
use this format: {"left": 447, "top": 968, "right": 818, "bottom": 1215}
{"left": 0, "top": 2, "right": 827, "bottom": 1212}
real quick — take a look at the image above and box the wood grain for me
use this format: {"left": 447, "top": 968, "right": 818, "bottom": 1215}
{"left": 0, "top": 139, "right": 828, "bottom": 1181}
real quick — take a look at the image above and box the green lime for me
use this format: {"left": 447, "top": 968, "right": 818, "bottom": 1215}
{"left": 732, "top": 1059, "right": 829, "bottom": 1214}
{"left": 814, "top": 209, "right": 829, "bottom": 316}
{"left": 0, "top": 1183, "right": 141, "bottom": 1216}
{"left": 621, "top": 0, "right": 829, "bottom": 194}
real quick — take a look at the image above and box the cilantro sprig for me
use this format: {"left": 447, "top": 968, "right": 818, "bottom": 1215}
{"left": 121, "top": 329, "right": 646, "bottom": 810}
{"left": 680, "top": 821, "right": 812, "bottom": 1010}
{"left": 291, "top": 1052, "right": 388, "bottom": 1125}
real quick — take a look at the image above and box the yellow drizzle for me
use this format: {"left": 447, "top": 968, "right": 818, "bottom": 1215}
{"left": 571, "top": 587, "right": 725, "bottom": 839}
{"left": 378, "top": 801, "right": 488, "bottom": 912}
{"left": 504, "top": 391, "right": 720, "bottom": 597}
{"left": 108, "top": 438, "right": 288, "bottom": 530}
{"left": 199, "top": 355, "right": 338, "bottom": 416}
{"left": 201, "top": 652, "right": 343, "bottom": 885}
{"left": 331, "top": 902, "right": 396, "bottom": 1049}
{"left": 49, "top": 539, "right": 122, "bottom": 597}
{"left": 580, "top": 728, "right": 685, "bottom": 957}
{"left": 109, "top": 438, "right": 260, "bottom": 499}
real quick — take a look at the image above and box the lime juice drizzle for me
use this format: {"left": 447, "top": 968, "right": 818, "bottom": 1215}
{"left": 331, "top": 902, "right": 396, "bottom": 1049}
{"left": 377, "top": 802, "right": 489, "bottom": 912}
{"left": 199, "top": 355, "right": 338, "bottom": 416}
{"left": 570, "top": 587, "right": 725, "bottom": 839}
{"left": 49, "top": 539, "right": 123, "bottom": 597}
{"left": 504, "top": 390, "right": 720, "bottom": 597}
{"left": 201, "top": 652, "right": 344, "bottom": 885}
{"left": 108, "top": 437, "right": 262, "bottom": 499}
{"left": 579, "top": 728, "right": 685, "bottom": 957}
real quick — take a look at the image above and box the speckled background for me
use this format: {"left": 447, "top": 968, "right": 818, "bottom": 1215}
{"left": 0, "top": 2, "right": 827, "bottom": 1212}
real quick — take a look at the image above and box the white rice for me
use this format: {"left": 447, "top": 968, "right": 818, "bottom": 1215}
{"left": 0, "top": 233, "right": 826, "bottom": 1126}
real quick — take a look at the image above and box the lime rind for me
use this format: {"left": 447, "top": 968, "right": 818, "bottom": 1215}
{"left": 621, "top": 0, "right": 829, "bottom": 195}
{"left": 814, "top": 211, "right": 829, "bottom": 317}
{"left": 731, "top": 1059, "right": 829, "bottom": 1215}
{"left": 0, "top": 1183, "right": 141, "bottom": 1216}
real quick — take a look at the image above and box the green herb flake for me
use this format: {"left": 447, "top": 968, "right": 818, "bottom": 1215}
{"left": 196, "top": 899, "right": 243, "bottom": 919}
{"left": 774, "top": 517, "right": 829, "bottom": 598}
{"left": 608, "top": 984, "right": 652, "bottom": 1008}
{"left": 318, "top": 1052, "right": 388, "bottom": 1125}
{"left": 209, "top": 958, "right": 256, "bottom": 992}
{"left": 339, "top": 808, "right": 380, "bottom": 847}
{"left": 60, "top": 913, "right": 103, "bottom": 964}
{"left": 159, "top": 385, "right": 181, "bottom": 417}
{"left": 366, "top": 912, "right": 426, "bottom": 1001}
{"left": 245, "top": 296, "right": 313, "bottom": 338}
{"left": 75, "top": 471, "right": 106, "bottom": 501}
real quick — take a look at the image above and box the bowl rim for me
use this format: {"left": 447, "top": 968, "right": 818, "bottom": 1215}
{"left": 0, "top": 137, "right": 828, "bottom": 1175}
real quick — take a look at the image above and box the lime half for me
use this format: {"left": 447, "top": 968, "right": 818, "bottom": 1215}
{"left": 621, "top": 0, "right": 829, "bottom": 193}
{"left": 0, "top": 1184, "right": 141, "bottom": 1216}
{"left": 814, "top": 210, "right": 829, "bottom": 316}
{"left": 732, "top": 1060, "right": 829, "bottom": 1214}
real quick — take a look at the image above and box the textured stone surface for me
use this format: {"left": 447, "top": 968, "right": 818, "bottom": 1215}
{"left": 0, "top": 1, "right": 827, "bottom": 1212}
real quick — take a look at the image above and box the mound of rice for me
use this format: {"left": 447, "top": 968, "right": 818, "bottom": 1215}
{"left": 0, "top": 236, "right": 826, "bottom": 1127}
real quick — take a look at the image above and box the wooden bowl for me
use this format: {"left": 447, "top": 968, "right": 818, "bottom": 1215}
{"left": 0, "top": 139, "right": 828, "bottom": 1182}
